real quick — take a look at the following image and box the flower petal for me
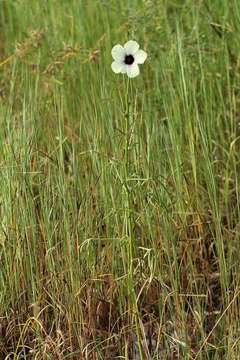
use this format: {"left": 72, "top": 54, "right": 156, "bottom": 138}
{"left": 111, "top": 61, "right": 124, "bottom": 74}
{"left": 126, "top": 64, "right": 140, "bottom": 78}
{"left": 134, "top": 49, "right": 147, "bottom": 64}
{"left": 124, "top": 40, "right": 139, "bottom": 55}
{"left": 111, "top": 44, "right": 125, "bottom": 61}
{"left": 121, "top": 65, "right": 127, "bottom": 74}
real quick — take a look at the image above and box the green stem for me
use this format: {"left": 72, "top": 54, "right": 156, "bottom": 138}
{"left": 124, "top": 78, "right": 133, "bottom": 279}
{"left": 124, "top": 77, "right": 144, "bottom": 360}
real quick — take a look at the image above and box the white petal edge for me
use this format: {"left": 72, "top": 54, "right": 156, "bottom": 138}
{"left": 111, "top": 61, "right": 124, "bottom": 74}
{"left": 124, "top": 40, "right": 139, "bottom": 55}
{"left": 121, "top": 65, "right": 127, "bottom": 74}
{"left": 134, "top": 49, "right": 147, "bottom": 64}
{"left": 111, "top": 44, "right": 125, "bottom": 61}
{"left": 126, "top": 64, "right": 140, "bottom": 78}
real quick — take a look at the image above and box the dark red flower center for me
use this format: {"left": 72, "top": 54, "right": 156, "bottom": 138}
{"left": 124, "top": 54, "right": 134, "bottom": 65}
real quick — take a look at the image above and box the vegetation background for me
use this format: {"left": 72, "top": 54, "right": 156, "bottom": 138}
{"left": 1, "top": 0, "right": 240, "bottom": 359}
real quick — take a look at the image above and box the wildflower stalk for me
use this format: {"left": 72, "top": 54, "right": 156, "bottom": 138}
{"left": 123, "top": 77, "right": 144, "bottom": 360}
{"left": 124, "top": 78, "right": 133, "bottom": 278}
{"left": 111, "top": 38, "right": 148, "bottom": 359}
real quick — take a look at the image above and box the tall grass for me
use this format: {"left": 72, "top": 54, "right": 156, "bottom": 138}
{"left": 1, "top": 0, "right": 240, "bottom": 358}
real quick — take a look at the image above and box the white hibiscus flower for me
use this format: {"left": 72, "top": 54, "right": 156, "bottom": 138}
{"left": 111, "top": 40, "right": 147, "bottom": 78}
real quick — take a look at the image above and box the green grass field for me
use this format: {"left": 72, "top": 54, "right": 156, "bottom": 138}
{"left": 1, "top": 1, "right": 240, "bottom": 359}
